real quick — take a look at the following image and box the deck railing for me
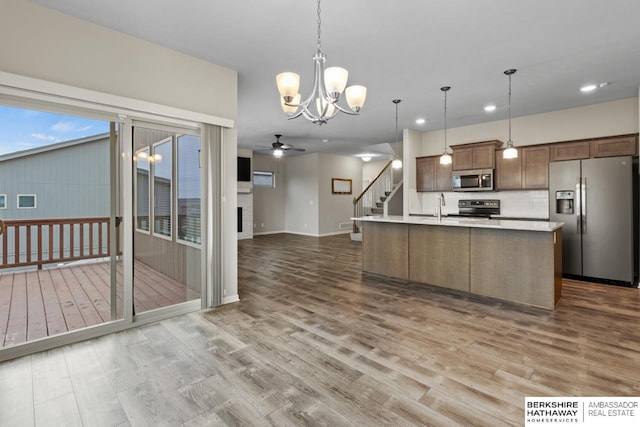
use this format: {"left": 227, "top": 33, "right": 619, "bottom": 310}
{"left": 0, "top": 217, "right": 111, "bottom": 270}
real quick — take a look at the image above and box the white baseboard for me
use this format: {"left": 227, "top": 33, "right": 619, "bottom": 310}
{"left": 222, "top": 294, "right": 240, "bottom": 304}
{"left": 253, "top": 230, "right": 287, "bottom": 236}
{"left": 253, "top": 230, "right": 351, "bottom": 238}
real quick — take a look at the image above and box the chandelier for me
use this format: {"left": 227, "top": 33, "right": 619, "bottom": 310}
{"left": 276, "top": 0, "right": 367, "bottom": 125}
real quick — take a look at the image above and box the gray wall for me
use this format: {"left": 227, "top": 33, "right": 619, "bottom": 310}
{"left": 253, "top": 153, "right": 286, "bottom": 234}
{"left": 0, "top": 137, "right": 110, "bottom": 220}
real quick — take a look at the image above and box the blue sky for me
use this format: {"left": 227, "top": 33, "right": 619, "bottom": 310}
{"left": 0, "top": 105, "right": 110, "bottom": 156}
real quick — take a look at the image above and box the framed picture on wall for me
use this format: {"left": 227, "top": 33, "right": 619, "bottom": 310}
{"left": 331, "top": 178, "right": 352, "bottom": 194}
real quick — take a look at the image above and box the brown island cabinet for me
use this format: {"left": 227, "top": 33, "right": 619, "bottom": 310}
{"left": 357, "top": 215, "right": 563, "bottom": 309}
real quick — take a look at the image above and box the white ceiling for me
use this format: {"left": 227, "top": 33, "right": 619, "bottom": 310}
{"left": 30, "top": 0, "right": 640, "bottom": 158}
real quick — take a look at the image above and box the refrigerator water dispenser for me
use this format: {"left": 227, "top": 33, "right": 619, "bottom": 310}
{"left": 555, "top": 190, "right": 574, "bottom": 214}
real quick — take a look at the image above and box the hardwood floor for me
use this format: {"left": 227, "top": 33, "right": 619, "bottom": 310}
{"left": 1, "top": 233, "right": 639, "bottom": 426}
{"left": 0, "top": 260, "right": 200, "bottom": 348}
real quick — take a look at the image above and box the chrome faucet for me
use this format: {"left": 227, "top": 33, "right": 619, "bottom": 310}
{"left": 436, "top": 192, "right": 446, "bottom": 221}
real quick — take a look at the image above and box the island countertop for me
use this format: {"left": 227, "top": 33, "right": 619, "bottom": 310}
{"left": 353, "top": 215, "right": 563, "bottom": 232}
{"left": 355, "top": 215, "right": 563, "bottom": 309}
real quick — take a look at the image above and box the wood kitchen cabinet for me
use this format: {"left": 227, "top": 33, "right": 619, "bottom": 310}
{"left": 495, "top": 145, "right": 549, "bottom": 190}
{"left": 590, "top": 134, "right": 638, "bottom": 157}
{"left": 452, "top": 140, "right": 501, "bottom": 170}
{"left": 521, "top": 145, "right": 549, "bottom": 188}
{"left": 495, "top": 149, "right": 522, "bottom": 190}
{"left": 550, "top": 141, "right": 590, "bottom": 161}
{"left": 416, "top": 156, "right": 452, "bottom": 192}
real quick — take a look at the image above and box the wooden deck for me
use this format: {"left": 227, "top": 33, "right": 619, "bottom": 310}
{"left": 0, "top": 260, "right": 199, "bottom": 348}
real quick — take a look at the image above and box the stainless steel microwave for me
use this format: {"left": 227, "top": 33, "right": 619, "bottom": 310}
{"left": 452, "top": 169, "right": 494, "bottom": 191}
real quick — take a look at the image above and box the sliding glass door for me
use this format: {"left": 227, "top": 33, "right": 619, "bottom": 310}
{"left": 132, "top": 124, "right": 202, "bottom": 315}
{"left": 0, "top": 105, "right": 124, "bottom": 349}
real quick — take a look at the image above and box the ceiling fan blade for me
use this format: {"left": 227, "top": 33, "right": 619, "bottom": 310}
{"left": 290, "top": 147, "right": 306, "bottom": 152}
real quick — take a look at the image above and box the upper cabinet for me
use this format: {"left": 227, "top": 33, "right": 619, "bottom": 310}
{"left": 521, "top": 145, "right": 549, "bottom": 189}
{"left": 416, "top": 156, "right": 452, "bottom": 192}
{"left": 452, "top": 140, "right": 502, "bottom": 170}
{"left": 495, "top": 145, "right": 549, "bottom": 190}
{"left": 550, "top": 141, "right": 590, "bottom": 161}
{"left": 590, "top": 134, "right": 638, "bottom": 158}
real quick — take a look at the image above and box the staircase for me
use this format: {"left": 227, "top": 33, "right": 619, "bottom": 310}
{"left": 370, "top": 191, "right": 391, "bottom": 215}
{"left": 351, "top": 161, "right": 403, "bottom": 241}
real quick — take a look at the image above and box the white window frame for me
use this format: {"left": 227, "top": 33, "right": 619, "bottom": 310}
{"left": 253, "top": 170, "right": 275, "bottom": 188}
{"left": 134, "top": 147, "right": 151, "bottom": 235}
{"left": 17, "top": 194, "right": 36, "bottom": 209}
{"left": 0, "top": 194, "right": 6, "bottom": 209}
{"left": 151, "top": 137, "right": 173, "bottom": 241}
{"left": 176, "top": 133, "right": 202, "bottom": 249}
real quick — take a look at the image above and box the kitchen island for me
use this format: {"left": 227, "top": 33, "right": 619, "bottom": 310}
{"left": 356, "top": 215, "right": 563, "bottom": 309}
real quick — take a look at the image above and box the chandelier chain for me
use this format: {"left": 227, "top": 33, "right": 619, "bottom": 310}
{"left": 316, "top": 0, "right": 322, "bottom": 52}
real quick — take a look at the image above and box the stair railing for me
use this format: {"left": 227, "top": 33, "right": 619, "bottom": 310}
{"left": 352, "top": 160, "right": 393, "bottom": 233}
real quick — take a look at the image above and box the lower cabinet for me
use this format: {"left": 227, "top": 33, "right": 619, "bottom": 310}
{"left": 409, "top": 225, "right": 470, "bottom": 291}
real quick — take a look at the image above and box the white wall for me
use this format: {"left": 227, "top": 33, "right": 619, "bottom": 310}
{"left": 418, "top": 98, "right": 638, "bottom": 156}
{"left": 0, "top": 0, "right": 239, "bottom": 304}
{"left": 318, "top": 154, "right": 362, "bottom": 235}
{"left": 405, "top": 98, "right": 640, "bottom": 217}
{"left": 284, "top": 154, "right": 320, "bottom": 236}
{"left": 252, "top": 152, "right": 363, "bottom": 236}
{"left": 253, "top": 154, "right": 286, "bottom": 234}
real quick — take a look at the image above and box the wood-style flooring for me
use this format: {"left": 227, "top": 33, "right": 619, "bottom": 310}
{"left": 0, "top": 260, "right": 200, "bottom": 348}
{"left": 1, "top": 233, "right": 639, "bottom": 426}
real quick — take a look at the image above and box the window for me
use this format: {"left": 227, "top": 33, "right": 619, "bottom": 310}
{"left": 153, "top": 138, "right": 172, "bottom": 238}
{"left": 135, "top": 147, "right": 151, "bottom": 232}
{"left": 253, "top": 171, "right": 274, "bottom": 188}
{"left": 17, "top": 194, "right": 36, "bottom": 209}
{"left": 177, "top": 134, "right": 201, "bottom": 245}
{"left": 0, "top": 194, "right": 5, "bottom": 209}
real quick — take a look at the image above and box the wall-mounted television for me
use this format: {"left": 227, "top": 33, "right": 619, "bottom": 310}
{"left": 237, "top": 157, "right": 251, "bottom": 182}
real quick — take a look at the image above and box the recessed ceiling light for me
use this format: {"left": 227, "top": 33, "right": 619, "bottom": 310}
{"left": 322, "top": 138, "right": 329, "bottom": 143}
{"left": 580, "top": 82, "right": 608, "bottom": 93}
{"left": 484, "top": 104, "right": 496, "bottom": 112}
{"left": 361, "top": 156, "right": 371, "bottom": 162}
{"left": 415, "top": 118, "right": 426, "bottom": 125}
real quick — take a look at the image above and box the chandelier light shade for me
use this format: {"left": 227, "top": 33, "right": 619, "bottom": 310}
{"left": 275, "top": 0, "right": 366, "bottom": 126}
{"left": 439, "top": 86, "right": 452, "bottom": 165}
{"left": 392, "top": 99, "right": 402, "bottom": 169}
{"left": 503, "top": 68, "right": 518, "bottom": 159}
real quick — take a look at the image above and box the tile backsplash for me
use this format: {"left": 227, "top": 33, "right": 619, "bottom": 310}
{"left": 410, "top": 190, "right": 549, "bottom": 219}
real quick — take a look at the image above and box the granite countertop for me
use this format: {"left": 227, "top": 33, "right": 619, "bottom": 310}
{"left": 352, "top": 215, "right": 563, "bottom": 232}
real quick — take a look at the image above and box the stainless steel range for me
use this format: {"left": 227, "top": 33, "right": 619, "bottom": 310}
{"left": 456, "top": 199, "right": 500, "bottom": 218}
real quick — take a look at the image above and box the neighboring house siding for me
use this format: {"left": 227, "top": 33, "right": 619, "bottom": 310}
{"left": 0, "top": 136, "right": 110, "bottom": 265}
{"left": 0, "top": 137, "right": 110, "bottom": 220}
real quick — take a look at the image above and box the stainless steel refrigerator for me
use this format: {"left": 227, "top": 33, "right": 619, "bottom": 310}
{"left": 549, "top": 156, "right": 636, "bottom": 285}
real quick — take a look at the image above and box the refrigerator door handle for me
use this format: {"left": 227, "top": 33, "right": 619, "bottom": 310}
{"left": 582, "top": 177, "right": 587, "bottom": 234}
{"left": 575, "top": 179, "right": 581, "bottom": 234}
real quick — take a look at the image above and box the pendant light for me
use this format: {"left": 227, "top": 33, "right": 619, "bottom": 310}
{"left": 439, "top": 86, "right": 452, "bottom": 165}
{"left": 502, "top": 69, "right": 518, "bottom": 159}
{"left": 391, "top": 99, "right": 402, "bottom": 169}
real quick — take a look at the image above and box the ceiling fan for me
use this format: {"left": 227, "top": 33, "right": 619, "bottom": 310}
{"left": 255, "top": 134, "right": 305, "bottom": 158}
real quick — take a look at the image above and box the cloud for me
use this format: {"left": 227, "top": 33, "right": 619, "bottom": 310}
{"left": 51, "top": 121, "right": 75, "bottom": 132}
{"left": 31, "top": 133, "right": 58, "bottom": 141}
{"left": 77, "top": 125, "right": 93, "bottom": 132}
{"left": 16, "top": 142, "right": 36, "bottom": 147}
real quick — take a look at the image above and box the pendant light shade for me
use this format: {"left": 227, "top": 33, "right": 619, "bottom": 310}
{"left": 392, "top": 99, "right": 402, "bottom": 169}
{"left": 502, "top": 69, "right": 518, "bottom": 159}
{"left": 439, "top": 86, "right": 452, "bottom": 165}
